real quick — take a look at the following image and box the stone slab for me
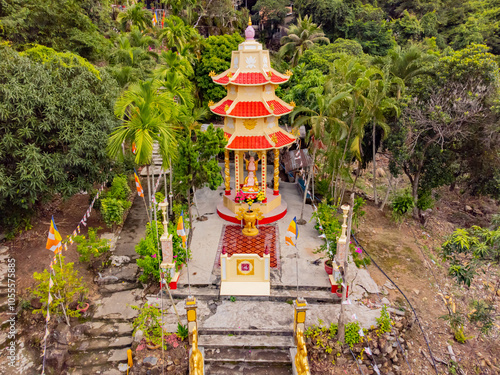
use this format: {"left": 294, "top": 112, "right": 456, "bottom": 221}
{"left": 93, "top": 290, "right": 141, "bottom": 321}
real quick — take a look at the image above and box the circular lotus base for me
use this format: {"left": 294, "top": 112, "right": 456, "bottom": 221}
{"left": 217, "top": 199, "right": 287, "bottom": 224}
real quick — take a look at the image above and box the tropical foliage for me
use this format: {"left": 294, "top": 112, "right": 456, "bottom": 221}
{"left": 0, "top": 46, "right": 119, "bottom": 230}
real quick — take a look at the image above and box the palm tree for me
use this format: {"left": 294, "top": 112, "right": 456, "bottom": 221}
{"left": 364, "top": 71, "right": 401, "bottom": 204}
{"left": 117, "top": 3, "right": 153, "bottom": 32}
{"left": 154, "top": 50, "right": 194, "bottom": 83}
{"left": 373, "top": 45, "right": 436, "bottom": 99}
{"left": 291, "top": 90, "right": 349, "bottom": 223}
{"left": 108, "top": 79, "right": 179, "bottom": 206}
{"left": 158, "top": 16, "right": 191, "bottom": 51}
{"left": 279, "top": 15, "right": 330, "bottom": 67}
{"left": 160, "top": 71, "right": 194, "bottom": 108}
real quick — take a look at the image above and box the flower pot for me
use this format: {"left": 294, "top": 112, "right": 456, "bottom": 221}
{"left": 324, "top": 260, "right": 333, "bottom": 275}
{"left": 77, "top": 303, "right": 90, "bottom": 313}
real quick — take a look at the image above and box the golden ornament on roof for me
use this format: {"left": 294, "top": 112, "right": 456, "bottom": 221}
{"left": 270, "top": 134, "right": 278, "bottom": 145}
{"left": 269, "top": 103, "right": 275, "bottom": 111}
{"left": 267, "top": 71, "right": 273, "bottom": 76}
{"left": 248, "top": 17, "right": 252, "bottom": 26}
{"left": 224, "top": 104, "right": 229, "bottom": 112}
{"left": 289, "top": 101, "right": 296, "bottom": 108}
{"left": 209, "top": 71, "right": 216, "bottom": 77}
{"left": 227, "top": 72, "right": 233, "bottom": 78}
{"left": 243, "top": 119, "right": 257, "bottom": 130}
{"left": 208, "top": 100, "right": 215, "bottom": 107}
{"left": 286, "top": 70, "right": 293, "bottom": 76}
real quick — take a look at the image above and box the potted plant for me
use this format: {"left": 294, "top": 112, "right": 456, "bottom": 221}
{"left": 335, "top": 278, "right": 343, "bottom": 298}
{"left": 77, "top": 293, "right": 90, "bottom": 313}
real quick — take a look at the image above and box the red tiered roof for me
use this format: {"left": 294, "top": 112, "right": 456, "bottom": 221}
{"left": 232, "top": 72, "right": 268, "bottom": 84}
{"left": 212, "top": 100, "right": 233, "bottom": 115}
{"left": 229, "top": 101, "right": 269, "bottom": 117}
{"left": 226, "top": 135, "right": 274, "bottom": 150}
{"left": 267, "top": 100, "right": 292, "bottom": 115}
{"left": 270, "top": 74, "right": 288, "bottom": 83}
{"left": 270, "top": 131, "right": 295, "bottom": 148}
{"left": 214, "top": 75, "right": 230, "bottom": 84}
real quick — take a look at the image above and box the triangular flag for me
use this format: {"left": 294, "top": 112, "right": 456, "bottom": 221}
{"left": 134, "top": 169, "right": 144, "bottom": 197}
{"left": 285, "top": 217, "right": 299, "bottom": 247}
{"left": 177, "top": 211, "right": 187, "bottom": 248}
{"left": 46, "top": 217, "right": 62, "bottom": 253}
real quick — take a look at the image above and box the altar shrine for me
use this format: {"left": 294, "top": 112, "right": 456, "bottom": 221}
{"left": 209, "top": 19, "right": 297, "bottom": 224}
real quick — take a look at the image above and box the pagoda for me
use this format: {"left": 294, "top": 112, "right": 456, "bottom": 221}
{"left": 209, "top": 20, "right": 296, "bottom": 224}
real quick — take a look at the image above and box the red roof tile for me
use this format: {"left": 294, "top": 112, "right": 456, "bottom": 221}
{"left": 227, "top": 135, "right": 274, "bottom": 150}
{"left": 212, "top": 100, "right": 233, "bottom": 115}
{"left": 214, "top": 75, "right": 229, "bottom": 84}
{"left": 267, "top": 100, "right": 292, "bottom": 115}
{"left": 269, "top": 74, "right": 288, "bottom": 83}
{"left": 270, "top": 131, "right": 295, "bottom": 148}
{"left": 232, "top": 72, "right": 268, "bottom": 84}
{"left": 229, "top": 101, "right": 270, "bottom": 117}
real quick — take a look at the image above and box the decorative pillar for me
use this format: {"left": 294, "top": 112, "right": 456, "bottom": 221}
{"left": 235, "top": 151, "right": 240, "bottom": 193}
{"left": 293, "top": 298, "right": 308, "bottom": 342}
{"left": 221, "top": 247, "right": 228, "bottom": 282}
{"left": 273, "top": 149, "right": 280, "bottom": 195}
{"left": 159, "top": 201, "right": 175, "bottom": 280}
{"left": 335, "top": 205, "right": 350, "bottom": 268}
{"left": 264, "top": 246, "right": 270, "bottom": 281}
{"left": 224, "top": 149, "right": 231, "bottom": 195}
{"left": 185, "top": 296, "right": 198, "bottom": 345}
{"left": 260, "top": 150, "right": 266, "bottom": 196}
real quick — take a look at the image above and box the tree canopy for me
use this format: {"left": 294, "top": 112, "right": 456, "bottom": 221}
{"left": 0, "top": 45, "right": 120, "bottom": 228}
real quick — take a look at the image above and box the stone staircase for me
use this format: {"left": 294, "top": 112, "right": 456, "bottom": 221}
{"left": 140, "top": 141, "right": 164, "bottom": 177}
{"left": 169, "top": 284, "right": 341, "bottom": 304}
{"left": 200, "top": 328, "right": 294, "bottom": 375}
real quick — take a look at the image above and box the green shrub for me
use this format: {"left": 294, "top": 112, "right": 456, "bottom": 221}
{"left": 135, "top": 220, "right": 190, "bottom": 283}
{"left": 352, "top": 197, "right": 366, "bottom": 229}
{"left": 376, "top": 305, "right": 392, "bottom": 334}
{"left": 131, "top": 303, "right": 165, "bottom": 348}
{"left": 107, "top": 174, "right": 131, "bottom": 200}
{"left": 73, "top": 227, "right": 110, "bottom": 262}
{"left": 312, "top": 203, "right": 341, "bottom": 263}
{"left": 30, "top": 256, "right": 87, "bottom": 319}
{"left": 416, "top": 190, "right": 434, "bottom": 211}
{"left": 391, "top": 190, "right": 415, "bottom": 222}
{"left": 468, "top": 299, "right": 495, "bottom": 334}
{"left": 176, "top": 323, "right": 189, "bottom": 340}
{"left": 101, "top": 198, "right": 132, "bottom": 228}
{"left": 345, "top": 321, "right": 361, "bottom": 347}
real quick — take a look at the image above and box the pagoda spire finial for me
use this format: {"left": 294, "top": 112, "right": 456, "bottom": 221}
{"left": 245, "top": 17, "right": 255, "bottom": 40}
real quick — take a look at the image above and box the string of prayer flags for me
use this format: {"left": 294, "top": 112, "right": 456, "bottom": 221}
{"left": 77, "top": 225, "right": 81, "bottom": 234}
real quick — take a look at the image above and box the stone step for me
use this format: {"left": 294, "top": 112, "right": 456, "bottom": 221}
{"left": 66, "top": 348, "right": 128, "bottom": 367}
{"left": 67, "top": 365, "right": 121, "bottom": 375}
{"left": 199, "top": 328, "right": 293, "bottom": 337}
{"left": 99, "top": 282, "right": 139, "bottom": 294}
{"left": 69, "top": 336, "right": 133, "bottom": 353}
{"left": 84, "top": 322, "right": 134, "bottom": 338}
{"left": 168, "top": 285, "right": 338, "bottom": 304}
{"left": 205, "top": 347, "right": 291, "bottom": 364}
{"left": 199, "top": 334, "right": 294, "bottom": 349}
{"left": 95, "top": 263, "right": 138, "bottom": 285}
{"left": 205, "top": 363, "right": 292, "bottom": 375}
